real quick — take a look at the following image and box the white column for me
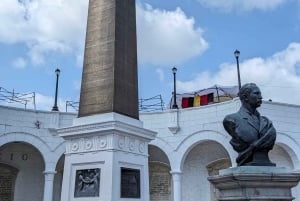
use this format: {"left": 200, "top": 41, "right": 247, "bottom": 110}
{"left": 170, "top": 170, "right": 182, "bottom": 201}
{"left": 43, "top": 170, "right": 56, "bottom": 201}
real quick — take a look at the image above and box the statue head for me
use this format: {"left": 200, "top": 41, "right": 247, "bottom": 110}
{"left": 238, "top": 83, "right": 262, "bottom": 109}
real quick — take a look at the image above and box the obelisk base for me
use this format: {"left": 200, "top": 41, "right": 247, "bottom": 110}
{"left": 58, "top": 113, "right": 156, "bottom": 201}
{"left": 208, "top": 166, "right": 300, "bottom": 201}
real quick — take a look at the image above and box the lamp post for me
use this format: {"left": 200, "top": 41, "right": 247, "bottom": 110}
{"left": 52, "top": 68, "right": 60, "bottom": 111}
{"left": 234, "top": 49, "right": 241, "bottom": 90}
{"left": 172, "top": 66, "right": 178, "bottom": 109}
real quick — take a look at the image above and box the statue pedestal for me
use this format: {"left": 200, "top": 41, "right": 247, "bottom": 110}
{"left": 208, "top": 166, "right": 300, "bottom": 201}
{"left": 58, "top": 113, "right": 156, "bottom": 201}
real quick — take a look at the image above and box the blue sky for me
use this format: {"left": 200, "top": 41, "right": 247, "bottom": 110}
{"left": 1, "top": 0, "right": 300, "bottom": 111}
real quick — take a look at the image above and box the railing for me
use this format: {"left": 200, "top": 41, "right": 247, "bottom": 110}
{"left": 139, "top": 95, "right": 165, "bottom": 112}
{"left": 65, "top": 95, "right": 165, "bottom": 113}
{"left": 0, "top": 87, "right": 36, "bottom": 110}
{"left": 0, "top": 86, "right": 165, "bottom": 113}
{"left": 65, "top": 101, "right": 79, "bottom": 112}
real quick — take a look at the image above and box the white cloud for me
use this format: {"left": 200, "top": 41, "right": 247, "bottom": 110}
{"left": 197, "top": 0, "right": 287, "bottom": 12}
{"left": 177, "top": 42, "right": 300, "bottom": 105}
{"left": 34, "top": 93, "right": 67, "bottom": 111}
{"left": 0, "top": 0, "right": 88, "bottom": 65}
{"left": 155, "top": 68, "right": 165, "bottom": 82}
{"left": 34, "top": 93, "right": 54, "bottom": 110}
{"left": 12, "top": 57, "right": 27, "bottom": 69}
{"left": 136, "top": 4, "right": 209, "bottom": 66}
{"left": 1, "top": 1, "right": 208, "bottom": 68}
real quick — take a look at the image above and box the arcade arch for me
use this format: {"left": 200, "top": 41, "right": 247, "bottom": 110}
{"left": 174, "top": 131, "right": 235, "bottom": 171}
{"left": 149, "top": 145, "right": 172, "bottom": 201}
{"left": 274, "top": 132, "right": 300, "bottom": 169}
{"left": 269, "top": 140, "right": 300, "bottom": 201}
{"left": 53, "top": 155, "right": 65, "bottom": 201}
{"left": 181, "top": 140, "right": 231, "bottom": 201}
{"left": 0, "top": 142, "right": 45, "bottom": 201}
{"left": 270, "top": 144, "right": 294, "bottom": 169}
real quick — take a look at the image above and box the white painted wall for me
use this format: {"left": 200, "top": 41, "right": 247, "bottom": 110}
{"left": 1, "top": 97, "right": 300, "bottom": 201}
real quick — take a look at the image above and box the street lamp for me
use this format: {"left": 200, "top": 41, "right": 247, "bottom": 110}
{"left": 234, "top": 49, "right": 241, "bottom": 90}
{"left": 172, "top": 66, "right": 178, "bottom": 109}
{"left": 52, "top": 68, "right": 60, "bottom": 111}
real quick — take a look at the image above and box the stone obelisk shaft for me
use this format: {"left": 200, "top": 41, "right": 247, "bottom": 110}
{"left": 78, "top": 0, "right": 139, "bottom": 119}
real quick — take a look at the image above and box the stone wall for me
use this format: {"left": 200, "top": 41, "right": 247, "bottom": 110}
{"left": 149, "top": 163, "right": 171, "bottom": 201}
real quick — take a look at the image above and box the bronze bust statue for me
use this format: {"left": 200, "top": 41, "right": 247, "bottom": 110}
{"left": 223, "top": 83, "right": 276, "bottom": 166}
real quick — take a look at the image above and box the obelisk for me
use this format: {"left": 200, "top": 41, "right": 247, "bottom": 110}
{"left": 58, "top": 1, "right": 156, "bottom": 201}
{"left": 78, "top": 0, "right": 139, "bottom": 119}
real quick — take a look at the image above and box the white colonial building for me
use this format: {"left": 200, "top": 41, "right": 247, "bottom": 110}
{"left": 1, "top": 97, "right": 300, "bottom": 201}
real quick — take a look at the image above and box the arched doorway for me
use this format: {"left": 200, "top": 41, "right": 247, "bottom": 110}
{"left": 0, "top": 142, "right": 45, "bottom": 201}
{"left": 270, "top": 144, "right": 294, "bottom": 169}
{"left": 182, "top": 140, "right": 231, "bottom": 201}
{"left": 270, "top": 144, "right": 300, "bottom": 201}
{"left": 53, "top": 154, "right": 65, "bottom": 201}
{"left": 206, "top": 158, "right": 231, "bottom": 201}
{"left": 149, "top": 145, "right": 171, "bottom": 201}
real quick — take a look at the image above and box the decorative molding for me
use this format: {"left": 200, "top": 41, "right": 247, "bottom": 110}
{"left": 71, "top": 141, "right": 79, "bottom": 152}
{"left": 59, "top": 118, "right": 156, "bottom": 156}
{"left": 67, "top": 136, "right": 108, "bottom": 154}
{"left": 168, "top": 110, "right": 180, "bottom": 134}
{"left": 58, "top": 120, "right": 156, "bottom": 141}
{"left": 129, "top": 140, "right": 135, "bottom": 151}
{"left": 139, "top": 143, "right": 145, "bottom": 153}
{"left": 118, "top": 136, "right": 125, "bottom": 149}
{"left": 168, "top": 126, "right": 180, "bottom": 134}
{"left": 99, "top": 138, "right": 107, "bottom": 148}
{"left": 84, "top": 139, "right": 93, "bottom": 150}
{"left": 65, "top": 134, "right": 148, "bottom": 156}
{"left": 34, "top": 120, "right": 41, "bottom": 129}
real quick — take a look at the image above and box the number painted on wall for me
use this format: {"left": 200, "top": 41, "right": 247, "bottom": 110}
{"left": 0, "top": 153, "right": 29, "bottom": 161}
{"left": 22, "top": 154, "right": 28, "bottom": 161}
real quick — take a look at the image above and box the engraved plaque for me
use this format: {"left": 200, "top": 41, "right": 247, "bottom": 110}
{"left": 120, "top": 167, "right": 140, "bottom": 198}
{"left": 74, "top": 168, "right": 100, "bottom": 198}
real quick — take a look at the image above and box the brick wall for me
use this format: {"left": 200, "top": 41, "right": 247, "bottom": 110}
{"left": 149, "top": 163, "right": 171, "bottom": 201}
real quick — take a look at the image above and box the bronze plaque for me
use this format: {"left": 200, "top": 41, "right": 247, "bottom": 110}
{"left": 74, "top": 168, "right": 100, "bottom": 198}
{"left": 120, "top": 167, "right": 140, "bottom": 198}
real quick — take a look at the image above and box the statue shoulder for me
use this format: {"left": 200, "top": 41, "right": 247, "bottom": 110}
{"left": 223, "top": 112, "right": 240, "bottom": 123}
{"left": 223, "top": 112, "right": 240, "bottom": 134}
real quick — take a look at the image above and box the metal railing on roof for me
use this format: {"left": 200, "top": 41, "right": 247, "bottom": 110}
{"left": 65, "top": 101, "right": 79, "bottom": 112}
{"left": 65, "top": 95, "right": 165, "bottom": 113}
{"left": 139, "top": 95, "right": 165, "bottom": 112}
{"left": 0, "top": 87, "right": 36, "bottom": 110}
{"left": 0, "top": 86, "right": 165, "bottom": 113}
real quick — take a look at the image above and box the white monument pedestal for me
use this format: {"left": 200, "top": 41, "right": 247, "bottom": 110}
{"left": 208, "top": 166, "right": 300, "bottom": 201}
{"left": 58, "top": 113, "right": 156, "bottom": 201}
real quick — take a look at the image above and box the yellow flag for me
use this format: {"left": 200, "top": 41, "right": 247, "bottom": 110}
{"left": 194, "top": 96, "right": 201, "bottom": 107}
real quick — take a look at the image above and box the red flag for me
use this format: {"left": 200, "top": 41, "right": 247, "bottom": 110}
{"left": 200, "top": 94, "right": 208, "bottom": 105}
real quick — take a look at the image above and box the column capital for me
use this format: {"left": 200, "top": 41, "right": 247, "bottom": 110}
{"left": 170, "top": 170, "right": 182, "bottom": 175}
{"left": 43, "top": 170, "right": 57, "bottom": 175}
